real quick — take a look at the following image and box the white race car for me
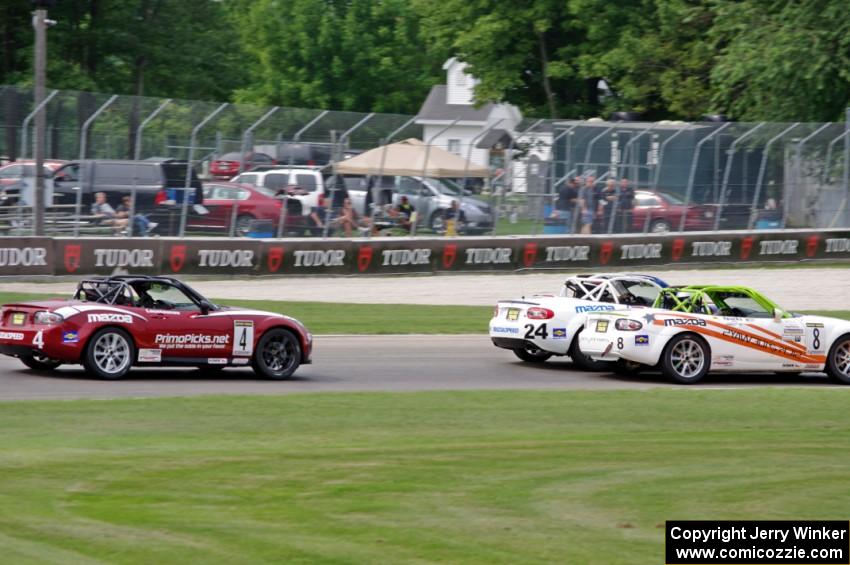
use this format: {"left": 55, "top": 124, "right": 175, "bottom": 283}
{"left": 489, "top": 273, "right": 668, "bottom": 370}
{"left": 578, "top": 284, "right": 850, "bottom": 384}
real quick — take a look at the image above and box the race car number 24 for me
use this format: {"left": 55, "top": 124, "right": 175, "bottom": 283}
{"left": 524, "top": 323, "right": 548, "bottom": 340}
{"left": 233, "top": 320, "right": 254, "bottom": 357}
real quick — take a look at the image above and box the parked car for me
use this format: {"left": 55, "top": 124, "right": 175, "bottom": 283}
{"left": 388, "top": 176, "right": 494, "bottom": 234}
{"left": 186, "top": 182, "right": 304, "bottom": 236}
{"left": 209, "top": 151, "right": 276, "bottom": 179}
{"left": 51, "top": 159, "right": 203, "bottom": 210}
{"left": 0, "top": 160, "right": 65, "bottom": 205}
{"left": 231, "top": 168, "right": 323, "bottom": 215}
{"left": 631, "top": 190, "right": 716, "bottom": 233}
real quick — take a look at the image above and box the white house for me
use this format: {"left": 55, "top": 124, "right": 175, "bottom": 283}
{"left": 415, "top": 58, "right": 522, "bottom": 173}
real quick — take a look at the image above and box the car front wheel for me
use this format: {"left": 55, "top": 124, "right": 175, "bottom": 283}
{"left": 20, "top": 352, "right": 62, "bottom": 371}
{"left": 251, "top": 328, "right": 301, "bottom": 380}
{"left": 235, "top": 214, "right": 256, "bottom": 237}
{"left": 83, "top": 328, "right": 135, "bottom": 380}
{"left": 661, "top": 333, "right": 710, "bottom": 384}
{"left": 826, "top": 334, "right": 850, "bottom": 384}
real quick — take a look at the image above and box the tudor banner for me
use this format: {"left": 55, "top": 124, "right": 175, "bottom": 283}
{"left": 0, "top": 229, "right": 848, "bottom": 278}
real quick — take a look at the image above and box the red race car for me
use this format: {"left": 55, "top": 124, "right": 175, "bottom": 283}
{"left": 0, "top": 276, "right": 312, "bottom": 380}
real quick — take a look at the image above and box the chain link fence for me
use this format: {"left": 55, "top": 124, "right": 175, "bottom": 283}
{"left": 1, "top": 85, "right": 848, "bottom": 238}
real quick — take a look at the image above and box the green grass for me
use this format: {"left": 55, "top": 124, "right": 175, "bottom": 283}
{"left": 1, "top": 389, "right": 850, "bottom": 563}
{"left": 0, "top": 292, "right": 492, "bottom": 335}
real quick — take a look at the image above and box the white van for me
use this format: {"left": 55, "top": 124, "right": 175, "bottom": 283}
{"left": 231, "top": 168, "right": 324, "bottom": 215}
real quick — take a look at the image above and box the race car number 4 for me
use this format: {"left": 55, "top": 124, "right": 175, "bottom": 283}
{"left": 233, "top": 320, "right": 254, "bottom": 356}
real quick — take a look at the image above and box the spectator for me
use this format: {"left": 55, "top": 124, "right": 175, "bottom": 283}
{"left": 90, "top": 192, "right": 128, "bottom": 234}
{"left": 331, "top": 197, "right": 369, "bottom": 237}
{"left": 443, "top": 199, "right": 466, "bottom": 236}
{"left": 577, "top": 176, "right": 595, "bottom": 234}
{"left": 308, "top": 204, "right": 327, "bottom": 236}
{"left": 617, "top": 177, "right": 634, "bottom": 233}
{"left": 116, "top": 195, "right": 157, "bottom": 236}
{"left": 597, "top": 179, "right": 617, "bottom": 233}
{"left": 555, "top": 177, "right": 579, "bottom": 233}
{"left": 392, "top": 195, "right": 416, "bottom": 232}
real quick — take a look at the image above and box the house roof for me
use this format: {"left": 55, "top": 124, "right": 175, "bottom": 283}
{"left": 416, "top": 85, "right": 495, "bottom": 123}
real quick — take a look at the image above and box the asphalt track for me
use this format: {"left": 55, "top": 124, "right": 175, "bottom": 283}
{"left": 0, "top": 335, "right": 841, "bottom": 400}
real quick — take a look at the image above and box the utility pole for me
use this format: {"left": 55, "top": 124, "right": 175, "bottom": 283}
{"left": 32, "top": 1, "right": 55, "bottom": 236}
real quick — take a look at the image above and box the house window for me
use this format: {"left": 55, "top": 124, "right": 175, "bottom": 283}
{"left": 447, "top": 139, "right": 461, "bottom": 155}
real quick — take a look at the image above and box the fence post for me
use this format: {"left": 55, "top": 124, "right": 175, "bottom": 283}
{"left": 368, "top": 116, "right": 418, "bottom": 228}
{"left": 679, "top": 122, "right": 731, "bottom": 232}
{"left": 19, "top": 89, "right": 57, "bottom": 159}
{"left": 127, "top": 99, "right": 171, "bottom": 237}
{"left": 653, "top": 125, "right": 691, "bottom": 188}
{"left": 287, "top": 110, "right": 329, "bottom": 166}
{"left": 788, "top": 122, "right": 831, "bottom": 229}
{"left": 748, "top": 123, "right": 800, "bottom": 229}
{"left": 844, "top": 108, "right": 850, "bottom": 211}
{"left": 230, "top": 106, "right": 280, "bottom": 237}
{"left": 582, "top": 126, "right": 614, "bottom": 174}
{"left": 713, "top": 122, "right": 766, "bottom": 230}
{"left": 408, "top": 117, "right": 461, "bottom": 237}
{"left": 74, "top": 94, "right": 118, "bottom": 237}
{"left": 180, "top": 103, "right": 229, "bottom": 237}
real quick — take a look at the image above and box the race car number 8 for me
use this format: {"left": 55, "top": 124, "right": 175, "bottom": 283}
{"left": 524, "top": 323, "right": 548, "bottom": 340}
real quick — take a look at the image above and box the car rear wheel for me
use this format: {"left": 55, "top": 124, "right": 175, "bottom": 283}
{"left": 251, "top": 328, "right": 301, "bottom": 380}
{"left": 661, "top": 333, "right": 710, "bottom": 384}
{"left": 512, "top": 346, "right": 552, "bottom": 363}
{"left": 83, "top": 328, "right": 134, "bottom": 380}
{"left": 20, "top": 352, "right": 62, "bottom": 371}
{"left": 568, "top": 328, "right": 615, "bottom": 371}
{"left": 825, "top": 334, "right": 850, "bottom": 384}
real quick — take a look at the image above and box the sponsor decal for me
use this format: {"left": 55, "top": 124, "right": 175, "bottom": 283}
{"left": 464, "top": 248, "right": 512, "bottom": 265}
{"left": 170, "top": 245, "right": 187, "bottom": 272}
{"left": 267, "top": 246, "right": 284, "bottom": 273}
{"left": 806, "top": 235, "right": 820, "bottom": 258}
{"left": 671, "top": 238, "right": 685, "bottom": 262}
{"left": 94, "top": 248, "right": 154, "bottom": 268}
{"left": 825, "top": 238, "right": 850, "bottom": 253}
{"left": 522, "top": 242, "right": 538, "bottom": 268}
{"left": 232, "top": 320, "right": 254, "bottom": 356}
{"left": 635, "top": 335, "right": 649, "bottom": 346}
{"left": 293, "top": 249, "right": 345, "bottom": 267}
{"left": 0, "top": 247, "right": 47, "bottom": 267}
{"left": 713, "top": 355, "right": 734, "bottom": 367}
{"left": 690, "top": 241, "right": 732, "bottom": 257}
{"left": 63, "top": 244, "right": 81, "bottom": 273}
{"left": 805, "top": 363, "right": 821, "bottom": 369}
{"left": 721, "top": 328, "right": 805, "bottom": 359}
{"left": 138, "top": 348, "right": 162, "bottom": 363}
{"left": 492, "top": 326, "right": 520, "bottom": 335}
{"left": 782, "top": 363, "right": 801, "bottom": 368}
{"left": 544, "top": 245, "right": 590, "bottom": 263}
{"left": 576, "top": 304, "right": 616, "bottom": 313}
{"left": 663, "top": 318, "right": 707, "bottom": 327}
{"left": 620, "top": 243, "right": 662, "bottom": 260}
{"left": 442, "top": 243, "right": 457, "bottom": 269}
{"left": 783, "top": 327, "right": 804, "bottom": 336}
{"left": 62, "top": 330, "right": 79, "bottom": 344}
{"left": 0, "top": 331, "right": 25, "bottom": 340}
{"left": 595, "top": 320, "right": 609, "bottom": 333}
{"left": 207, "top": 358, "right": 228, "bottom": 365}
{"left": 357, "top": 246, "right": 373, "bottom": 272}
{"left": 599, "top": 241, "right": 613, "bottom": 265}
{"left": 232, "top": 358, "right": 250, "bottom": 365}
{"left": 155, "top": 334, "right": 230, "bottom": 349}
{"left": 88, "top": 313, "right": 133, "bottom": 324}
{"left": 198, "top": 249, "right": 254, "bottom": 268}
{"left": 145, "top": 309, "right": 180, "bottom": 315}
{"left": 806, "top": 322, "right": 825, "bottom": 328}
{"left": 740, "top": 236, "right": 754, "bottom": 260}
{"left": 759, "top": 239, "right": 798, "bottom": 255}
{"left": 381, "top": 249, "right": 431, "bottom": 266}
{"left": 552, "top": 328, "right": 567, "bottom": 340}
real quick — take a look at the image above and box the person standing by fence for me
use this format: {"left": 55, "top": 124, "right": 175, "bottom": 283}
{"left": 617, "top": 177, "right": 634, "bottom": 233}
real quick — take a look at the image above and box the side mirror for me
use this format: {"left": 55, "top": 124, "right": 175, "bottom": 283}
{"left": 773, "top": 307, "right": 783, "bottom": 323}
{"left": 200, "top": 300, "right": 213, "bottom": 315}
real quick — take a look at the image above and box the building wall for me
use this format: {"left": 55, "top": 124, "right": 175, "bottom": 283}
{"left": 422, "top": 124, "right": 490, "bottom": 169}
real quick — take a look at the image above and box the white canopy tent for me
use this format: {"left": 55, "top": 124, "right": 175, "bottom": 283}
{"left": 333, "top": 138, "right": 490, "bottom": 178}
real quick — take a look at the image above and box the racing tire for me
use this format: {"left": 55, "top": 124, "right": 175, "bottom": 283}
{"left": 660, "top": 333, "right": 710, "bottom": 384}
{"left": 825, "top": 334, "right": 850, "bottom": 384}
{"left": 251, "top": 328, "right": 301, "bottom": 380}
{"left": 568, "top": 328, "right": 615, "bottom": 371}
{"left": 83, "top": 327, "right": 135, "bottom": 380}
{"left": 512, "top": 346, "right": 553, "bottom": 363}
{"left": 235, "top": 214, "right": 256, "bottom": 237}
{"left": 613, "top": 359, "right": 644, "bottom": 376}
{"left": 20, "top": 352, "right": 62, "bottom": 371}
{"left": 650, "top": 219, "right": 671, "bottom": 233}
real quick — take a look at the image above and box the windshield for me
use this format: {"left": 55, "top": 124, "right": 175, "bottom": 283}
{"left": 431, "top": 178, "right": 461, "bottom": 196}
{"left": 660, "top": 192, "right": 684, "bottom": 205}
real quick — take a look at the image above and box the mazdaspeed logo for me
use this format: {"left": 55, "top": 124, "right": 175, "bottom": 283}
{"left": 663, "top": 318, "right": 706, "bottom": 327}
{"left": 491, "top": 326, "right": 520, "bottom": 335}
{"left": 576, "top": 304, "right": 615, "bottom": 313}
